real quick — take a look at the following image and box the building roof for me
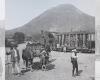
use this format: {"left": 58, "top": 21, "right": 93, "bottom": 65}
{"left": 56, "top": 31, "right": 95, "bottom": 35}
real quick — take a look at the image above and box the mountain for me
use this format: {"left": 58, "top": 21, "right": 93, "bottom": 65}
{"left": 6, "top": 4, "right": 95, "bottom": 37}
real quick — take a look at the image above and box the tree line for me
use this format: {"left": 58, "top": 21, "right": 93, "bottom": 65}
{"left": 5, "top": 32, "right": 25, "bottom": 47}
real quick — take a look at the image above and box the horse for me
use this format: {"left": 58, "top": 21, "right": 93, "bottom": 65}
{"left": 22, "top": 46, "right": 34, "bottom": 71}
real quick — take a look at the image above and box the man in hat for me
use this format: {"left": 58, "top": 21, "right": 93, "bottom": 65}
{"left": 71, "top": 48, "right": 79, "bottom": 76}
{"left": 10, "top": 45, "right": 21, "bottom": 76}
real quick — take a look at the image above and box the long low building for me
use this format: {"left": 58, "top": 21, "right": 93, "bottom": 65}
{"left": 40, "top": 30, "right": 95, "bottom": 50}
{"left": 55, "top": 31, "right": 95, "bottom": 49}
{"left": 48, "top": 31, "right": 95, "bottom": 49}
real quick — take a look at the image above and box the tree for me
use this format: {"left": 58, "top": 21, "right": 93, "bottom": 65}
{"left": 13, "top": 32, "right": 25, "bottom": 44}
{"left": 47, "top": 32, "right": 55, "bottom": 49}
{"left": 48, "top": 32, "right": 54, "bottom": 38}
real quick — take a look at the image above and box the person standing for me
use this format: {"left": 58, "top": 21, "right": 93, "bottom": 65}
{"left": 10, "top": 45, "right": 21, "bottom": 76}
{"left": 57, "top": 44, "right": 60, "bottom": 51}
{"left": 71, "top": 49, "right": 79, "bottom": 77}
{"left": 45, "top": 44, "right": 51, "bottom": 63}
{"left": 63, "top": 46, "right": 66, "bottom": 53}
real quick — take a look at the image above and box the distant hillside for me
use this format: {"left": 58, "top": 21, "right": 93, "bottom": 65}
{"left": 6, "top": 4, "right": 95, "bottom": 38}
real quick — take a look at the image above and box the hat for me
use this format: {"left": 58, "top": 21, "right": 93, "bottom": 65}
{"left": 72, "top": 49, "right": 77, "bottom": 52}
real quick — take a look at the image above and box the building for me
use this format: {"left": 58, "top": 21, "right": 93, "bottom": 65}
{"left": 40, "top": 30, "right": 95, "bottom": 51}
{"left": 56, "top": 31, "right": 95, "bottom": 49}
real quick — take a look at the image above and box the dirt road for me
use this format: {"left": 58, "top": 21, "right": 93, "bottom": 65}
{"left": 5, "top": 43, "right": 95, "bottom": 80}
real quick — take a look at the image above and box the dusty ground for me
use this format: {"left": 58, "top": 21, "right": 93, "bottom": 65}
{"left": 5, "top": 44, "right": 95, "bottom": 80}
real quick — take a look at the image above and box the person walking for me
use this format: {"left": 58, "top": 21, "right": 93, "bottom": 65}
{"left": 10, "top": 45, "right": 21, "bottom": 76}
{"left": 71, "top": 49, "right": 79, "bottom": 77}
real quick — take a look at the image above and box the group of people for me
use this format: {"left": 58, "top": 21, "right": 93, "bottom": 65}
{"left": 22, "top": 43, "right": 51, "bottom": 71}
{"left": 6, "top": 42, "right": 79, "bottom": 77}
{"left": 6, "top": 43, "right": 51, "bottom": 76}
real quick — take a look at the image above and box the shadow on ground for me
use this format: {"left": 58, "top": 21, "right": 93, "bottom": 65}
{"left": 75, "top": 70, "right": 83, "bottom": 76}
{"left": 78, "top": 70, "right": 83, "bottom": 75}
{"left": 32, "top": 58, "right": 56, "bottom": 70}
{"left": 49, "top": 59, "right": 56, "bottom": 63}
{"left": 46, "top": 63, "right": 55, "bottom": 71}
{"left": 21, "top": 58, "right": 56, "bottom": 73}
{"left": 32, "top": 62, "right": 41, "bottom": 70}
{"left": 21, "top": 69, "right": 30, "bottom": 74}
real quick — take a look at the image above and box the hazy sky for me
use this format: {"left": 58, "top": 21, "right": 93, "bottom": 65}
{"left": 6, "top": 0, "right": 96, "bottom": 30}
{"left": 0, "top": 0, "right": 5, "bottom": 20}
